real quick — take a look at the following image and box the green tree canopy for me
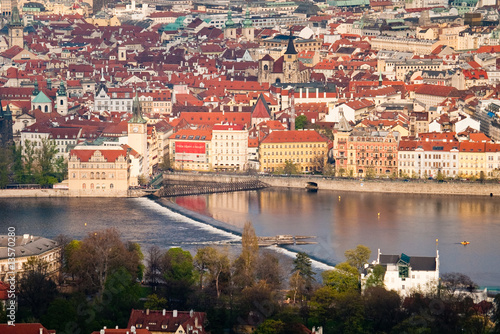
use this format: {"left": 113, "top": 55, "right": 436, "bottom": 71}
{"left": 322, "top": 262, "right": 359, "bottom": 294}
{"left": 295, "top": 115, "right": 308, "bottom": 130}
{"left": 344, "top": 245, "right": 371, "bottom": 271}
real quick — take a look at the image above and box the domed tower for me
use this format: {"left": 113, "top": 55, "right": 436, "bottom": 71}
{"left": 9, "top": 4, "right": 24, "bottom": 49}
{"left": 242, "top": 8, "right": 254, "bottom": 42}
{"left": 56, "top": 80, "right": 68, "bottom": 116}
{"left": 224, "top": 10, "right": 236, "bottom": 40}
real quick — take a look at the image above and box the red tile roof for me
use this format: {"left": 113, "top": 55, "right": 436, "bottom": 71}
{"left": 127, "top": 309, "right": 207, "bottom": 334}
{"left": 261, "top": 130, "right": 327, "bottom": 144}
{"left": 0, "top": 323, "right": 55, "bottom": 334}
{"left": 69, "top": 148, "right": 128, "bottom": 162}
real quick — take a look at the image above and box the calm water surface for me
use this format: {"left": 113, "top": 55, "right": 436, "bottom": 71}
{"left": 0, "top": 189, "right": 499, "bottom": 287}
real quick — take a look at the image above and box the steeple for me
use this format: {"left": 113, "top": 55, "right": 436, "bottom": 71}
{"left": 225, "top": 9, "right": 235, "bottom": 28}
{"left": 32, "top": 79, "right": 39, "bottom": 96}
{"left": 10, "top": 5, "right": 23, "bottom": 28}
{"left": 285, "top": 30, "right": 297, "bottom": 55}
{"left": 243, "top": 7, "right": 253, "bottom": 28}
{"left": 57, "top": 80, "right": 67, "bottom": 96}
{"left": 129, "top": 92, "right": 146, "bottom": 124}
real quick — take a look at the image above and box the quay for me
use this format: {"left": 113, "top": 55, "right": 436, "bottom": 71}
{"left": 162, "top": 172, "right": 500, "bottom": 197}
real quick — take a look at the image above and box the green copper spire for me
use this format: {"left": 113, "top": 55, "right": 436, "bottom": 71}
{"left": 243, "top": 8, "right": 253, "bottom": 28}
{"left": 32, "top": 79, "right": 39, "bottom": 96}
{"left": 10, "top": 6, "right": 23, "bottom": 27}
{"left": 129, "top": 92, "right": 146, "bottom": 124}
{"left": 225, "top": 10, "right": 235, "bottom": 28}
{"left": 57, "top": 80, "right": 67, "bottom": 96}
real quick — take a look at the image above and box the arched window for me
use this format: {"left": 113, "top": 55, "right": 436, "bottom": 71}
{"left": 96, "top": 184, "right": 100, "bottom": 189}
{"left": 90, "top": 172, "right": 94, "bottom": 179}
{"left": 90, "top": 183, "right": 94, "bottom": 189}
{"left": 110, "top": 183, "right": 114, "bottom": 189}
{"left": 82, "top": 183, "right": 86, "bottom": 189}
{"left": 96, "top": 172, "right": 100, "bottom": 179}
{"left": 60, "top": 99, "right": 64, "bottom": 106}
{"left": 44, "top": 105, "right": 48, "bottom": 113}
{"left": 263, "top": 64, "right": 269, "bottom": 71}
{"left": 101, "top": 172, "right": 106, "bottom": 179}
{"left": 102, "top": 183, "right": 105, "bottom": 189}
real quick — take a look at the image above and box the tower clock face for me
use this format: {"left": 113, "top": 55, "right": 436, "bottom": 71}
{"left": 132, "top": 126, "right": 139, "bottom": 133}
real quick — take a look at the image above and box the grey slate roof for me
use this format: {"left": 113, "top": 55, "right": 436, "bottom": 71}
{"left": 0, "top": 235, "right": 59, "bottom": 259}
{"left": 379, "top": 254, "right": 437, "bottom": 271}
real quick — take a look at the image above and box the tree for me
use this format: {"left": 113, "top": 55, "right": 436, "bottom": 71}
{"left": 322, "top": 262, "right": 359, "bottom": 294}
{"left": 311, "top": 153, "right": 326, "bottom": 173}
{"left": 363, "top": 287, "right": 401, "bottom": 332}
{"left": 35, "top": 137, "right": 58, "bottom": 186}
{"left": 194, "top": 246, "right": 230, "bottom": 298}
{"left": 364, "top": 264, "right": 385, "bottom": 288}
{"left": 256, "top": 251, "right": 283, "bottom": 290}
{"left": 0, "top": 147, "right": 13, "bottom": 188}
{"left": 234, "top": 221, "right": 259, "bottom": 288}
{"left": 344, "top": 245, "right": 371, "bottom": 272}
{"left": 283, "top": 160, "right": 299, "bottom": 175}
{"left": 161, "top": 247, "right": 196, "bottom": 308}
{"left": 17, "top": 257, "right": 58, "bottom": 320}
{"left": 295, "top": 115, "right": 308, "bottom": 130}
{"left": 144, "top": 293, "right": 169, "bottom": 310}
{"left": 23, "top": 139, "right": 36, "bottom": 183}
{"left": 145, "top": 245, "right": 164, "bottom": 289}
{"left": 365, "top": 167, "right": 376, "bottom": 179}
{"left": 159, "top": 152, "right": 173, "bottom": 171}
{"left": 293, "top": 252, "right": 315, "bottom": 285}
{"left": 441, "top": 272, "right": 476, "bottom": 293}
{"left": 254, "top": 319, "right": 285, "bottom": 334}
{"left": 66, "top": 228, "right": 142, "bottom": 297}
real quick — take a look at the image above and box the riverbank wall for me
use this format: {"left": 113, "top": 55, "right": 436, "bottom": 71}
{"left": 0, "top": 189, "right": 149, "bottom": 198}
{"left": 163, "top": 173, "right": 500, "bottom": 197}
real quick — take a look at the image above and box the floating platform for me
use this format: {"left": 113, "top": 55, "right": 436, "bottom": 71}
{"left": 257, "top": 235, "right": 317, "bottom": 247}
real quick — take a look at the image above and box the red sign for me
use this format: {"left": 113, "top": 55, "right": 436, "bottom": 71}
{"left": 175, "top": 141, "right": 206, "bottom": 162}
{"left": 175, "top": 142, "right": 206, "bottom": 154}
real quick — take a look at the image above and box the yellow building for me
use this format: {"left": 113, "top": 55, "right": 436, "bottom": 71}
{"left": 259, "top": 130, "right": 328, "bottom": 173}
{"left": 68, "top": 146, "right": 130, "bottom": 197}
{"left": 458, "top": 142, "right": 486, "bottom": 178}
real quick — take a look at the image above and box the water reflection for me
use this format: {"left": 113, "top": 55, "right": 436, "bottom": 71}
{"left": 178, "top": 189, "right": 500, "bottom": 287}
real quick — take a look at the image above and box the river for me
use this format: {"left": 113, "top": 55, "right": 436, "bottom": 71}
{"left": 0, "top": 188, "right": 499, "bottom": 287}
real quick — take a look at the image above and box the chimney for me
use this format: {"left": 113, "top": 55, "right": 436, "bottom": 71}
{"left": 173, "top": 310, "right": 178, "bottom": 318}
{"left": 163, "top": 309, "right": 166, "bottom": 316}
{"left": 146, "top": 309, "right": 150, "bottom": 315}
{"left": 100, "top": 330, "right": 105, "bottom": 334}
{"left": 40, "top": 329, "right": 44, "bottom": 334}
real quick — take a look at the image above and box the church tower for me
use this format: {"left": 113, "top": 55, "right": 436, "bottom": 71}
{"left": 283, "top": 30, "right": 299, "bottom": 83}
{"left": 56, "top": 80, "right": 68, "bottom": 116}
{"left": 128, "top": 92, "right": 148, "bottom": 177}
{"left": 242, "top": 8, "right": 254, "bottom": 42}
{"left": 9, "top": 4, "right": 24, "bottom": 49}
{"left": 223, "top": 10, "right": 236, "bottom": 40}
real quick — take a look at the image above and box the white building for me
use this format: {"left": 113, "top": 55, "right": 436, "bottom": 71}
{"left": 369, "top": 249, "right": 440, "bottom": 296}
{"left": 398, "top": 139, "right": 460, "bottom": 178}
{"left": 0, "top": 234, "right": 61, "bottom": 282}
{"left": 212, "top": 123, "right": 249, "bottom": 171}
{"left": 21, "top": 124, "right": 81, "bottom": 160}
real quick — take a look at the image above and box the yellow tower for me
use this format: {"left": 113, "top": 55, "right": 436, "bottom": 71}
{"left": 9, "top": 5, "right": 24, "bottom": 49}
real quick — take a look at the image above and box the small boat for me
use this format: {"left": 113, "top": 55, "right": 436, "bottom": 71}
{"left": 461, "top": 241, "right": 470, "bottom": 245}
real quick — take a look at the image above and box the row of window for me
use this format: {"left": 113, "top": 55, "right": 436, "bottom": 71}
{"left": 263, "top": 158, "right": 319, "bottom": 164}
{"left": 263, "top": 150, "right": 322, "bottom": 156}
{"left": 263, "top": 143, "right": 325, "bottom": 149}
{"left": 82, "top": 183, "right": 114, "bottom": 190}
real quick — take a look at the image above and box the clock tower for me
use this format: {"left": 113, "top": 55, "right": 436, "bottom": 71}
{"left": 128, "top": 92, "right": 148, "bottom": 177}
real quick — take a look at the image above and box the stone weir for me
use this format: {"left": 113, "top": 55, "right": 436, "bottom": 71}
{"left": 155, "top": 179, "right": 269, "bottom": 197}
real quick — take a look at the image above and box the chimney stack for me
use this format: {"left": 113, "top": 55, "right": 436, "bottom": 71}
{"left": 163, "top": 309, "right": 166, "bottom": 316}
{"left": 173, "top": 310, "right": 178, "bottom": 318}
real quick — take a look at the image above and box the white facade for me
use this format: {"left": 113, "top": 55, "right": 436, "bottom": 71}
{"left": 373, "top": 249, "right": 440, "bottom": 296}
{"left": 212, "top": 124, "right": 249, "bottom": 171}
{"left": 325, "top": 103, "right": 355, "bottom": 123}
